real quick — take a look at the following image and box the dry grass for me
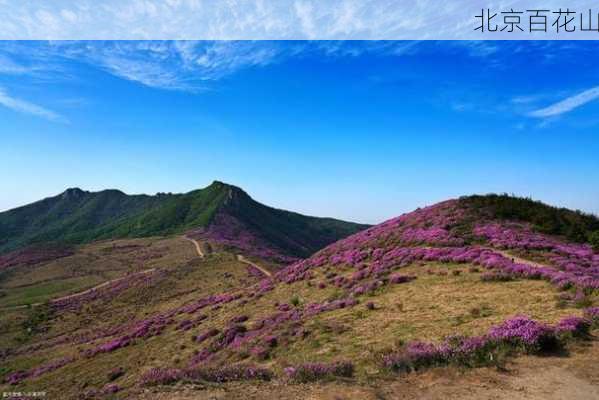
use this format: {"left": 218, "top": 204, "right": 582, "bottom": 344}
{"left": 0, "top": 237, "right": 198, "bottom": 308}
{"left": 0, "top": 250, "right": 591, "bottom": 399}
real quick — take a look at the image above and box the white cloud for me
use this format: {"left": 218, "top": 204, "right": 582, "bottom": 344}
{"left": 0, "top": 41, "right": 286, "bottom": 92}
{"left": 528, "top": 87, "right": 599, "bottom": 118}
{"left": 0, "top": 87, "right": 67, "bottom": 123}
{"left": 0, "top": 40, "right": 533, "bottom": 93}
{"left": 0, "top": 54, "right": 31, "bottom": 74}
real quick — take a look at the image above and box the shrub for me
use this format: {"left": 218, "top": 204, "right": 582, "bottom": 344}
{"left": 290, "top": 295, "right": 302, "bottom": 307}
{"left": 573, "top": 292, "right": 593, "bottom": 308}
{"left": 140, "top": 368, "right": 183, "bottom": 386}
{"left": 195, "top": 328, "right": 219, "bottom": 344}
{"left": 488, "top": 316, "right": 559, "bottom": 353}
{"left": 481, "top": 271, "right": 514, "bottom": 282}
{"left": 389, "top": 274, "right": 416, "bottom": 284}
{"left": 140, "top": 364, "right": 273, "bottom": 385}
{"left": 583, "top": 307, "right": 599, "bottom": 327}
{"left": 186, "top": 364, "right": 273, "bottom": 383}
{"left": 230, "top": 315, "right": 249, "bottom": 324}
{"left": 589, "top": 231, "right": 599, "bottom": 251}
{"left": 284, "top": 361, "right": 354, "bottom": 383}
{"left": 382, "top": 315, "right": 586, "bottom": 375}
{"left": 382, "top": 341, "right": 445, "bottom": 373}
{"left": 555, "top": 316, "right": 591, "bottom": 338}
{"left": 107, "top": 367, "right": 125, "bottom": 382}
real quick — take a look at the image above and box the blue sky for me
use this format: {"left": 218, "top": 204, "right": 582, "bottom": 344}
{"left": 1, "top": 41, "right": 598, "bottom": 224}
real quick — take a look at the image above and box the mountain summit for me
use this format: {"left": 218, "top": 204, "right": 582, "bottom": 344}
{"left": 0, "top": 181, "right": 368, "bottom": 261}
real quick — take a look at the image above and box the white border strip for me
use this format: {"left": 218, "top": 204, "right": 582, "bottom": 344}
{"left": 1, "top": 0, "right": 598, "bottom": 40}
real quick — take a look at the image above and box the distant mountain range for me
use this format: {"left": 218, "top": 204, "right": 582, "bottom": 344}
{"left": 0, "top": 181, "right": 369, "bottom": 261}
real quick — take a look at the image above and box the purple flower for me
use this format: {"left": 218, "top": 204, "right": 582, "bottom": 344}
{"left": 195, "top": 328, "right": 220, "bottom": 344}
{"left": 488, "top": 316, "right": 556, "bottom": 351}
{"left": 140, "top": 368, "right": 184, "bottom": 386}
{"left": 556, "top": 316, "right": 591, "bottom": 337}
{"left": 285, "top": 361, "right": 354, "bottom": 382}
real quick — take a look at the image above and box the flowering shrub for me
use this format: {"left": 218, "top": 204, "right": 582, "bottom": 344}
{"left": 52, "top": 269, "right": 166, "bottom": 312}
{"left": 0, "top": 245, "right": 74, "bottom": 271}
{"left": 382, "top": 314, "right": 593, "bottom": 374}
{"left": 186, "top": 364, "right": 273, "bottom": 383}
{"left": 140, "top": 364, "right": 272, "bottom": 386}
{"left": 583, "top": 307, "right": 599, "bottom": 327}
{"left": 195, "top": 328, "right": 220, "bottom": 343}
{"left": 382, "top": 341, "right": 446, "bottom": 372}
{"left": 488, "top": 316, "right": 558, "bottom": 352}
{"left": 102, "top": 384, "right": 120, "bottom": 394}
{"left": 555, "top": 316, "right": 591, "bottom": 338}
{"left": 5, "top": 356, "right": 75, "bottom": 385}
{"left": 81, "top": 383, "right": 121, "bottom": 399}
{"left": 246, "top": 264, "right": 265, "bottom": 279}
{"left": 140, "top": 368, "right": 184, "bottom": 386}
{"left": 284, "top": 361, "right": 354, "bottom": 382}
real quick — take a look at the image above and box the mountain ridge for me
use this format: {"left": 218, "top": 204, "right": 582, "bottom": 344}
{"left": 0, "top": 181, "right": 369, "bottom": 260}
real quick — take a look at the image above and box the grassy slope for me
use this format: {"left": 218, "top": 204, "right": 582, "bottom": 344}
{"left": 1, "top": 194, "right": 597, "bottom": 399}
{"left": 0, "top": 237, "right": 197, "bottom": 308}
{"left": 0, "top": 251, "right": 587, "bottom": 399}
{"left": 0, "top": 184, "right": 228, "bottom": 254}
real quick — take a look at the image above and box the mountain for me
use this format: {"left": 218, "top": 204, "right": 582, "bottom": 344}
{"left": 0, "top": 181, "right": 369, "bottom": 261}
{"left": 293, "top": 194, "right": 599, "bottom": 267}
{"left": 1, "top": 194, "right": 598, "bottom": 399}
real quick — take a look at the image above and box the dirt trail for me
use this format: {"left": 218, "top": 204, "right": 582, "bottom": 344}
{"left": 485, "top": 247, "right": 549, "bottom": 269}
{"left": 184, "top": 236, "right": 205, "bottom": 258}
{"left": 1, "top": 268, "right": 156, "bottom": 310}
{"left": 4, "top": 236, "right": 204, "bottom": 311}
{"left": 236, "top": 254, "right": 272, "bottom": 278}
{"left": 183, "top": 236, "right": 270, "bottom": 278}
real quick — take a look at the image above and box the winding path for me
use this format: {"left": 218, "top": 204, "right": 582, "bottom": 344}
{"left": 183, "top": 236, "right": 205, "bottom": 258}
{"left": 183, "top": 235, "right": 270, "bottom": 278}
{"left": 1, "top": 268, "right": 157, "bottom": 310}
{"left": 236, "top": 254, "right": 272, "bottom": 278}
{"left": 3, "top": 237, "right": 262, "bottom": 310}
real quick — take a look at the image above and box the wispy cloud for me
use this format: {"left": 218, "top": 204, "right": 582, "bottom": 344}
{"left": 0, "top": 87, "right": 67, "bottom": 123}
{"left": 0, "top": 41, "right": 424, "bottom": 92}
{"left": 528, "top": 87, "right": 599, "bottom": 118}
{"left": 0, "top": 54, "right": 31, "bottom": 74}
{"left": 0, "top": 41, "right": 288, "bottom": 92}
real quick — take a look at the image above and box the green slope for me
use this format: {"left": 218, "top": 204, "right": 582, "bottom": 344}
{"left": 460, "top": 193, "right": 599, "bottom": 244}
{"left": 220, "top": 185, "right": 370, "bottom": 258}
{"left": 0, "top": 182, "right": 368, "bottom": 258}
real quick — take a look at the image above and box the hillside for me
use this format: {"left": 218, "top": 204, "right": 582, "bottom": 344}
{"left": 0, "top": 181, "right": 368, "bottom": 261}
{"left": 1, "top": 194, "right": 597, "bottom": 399}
